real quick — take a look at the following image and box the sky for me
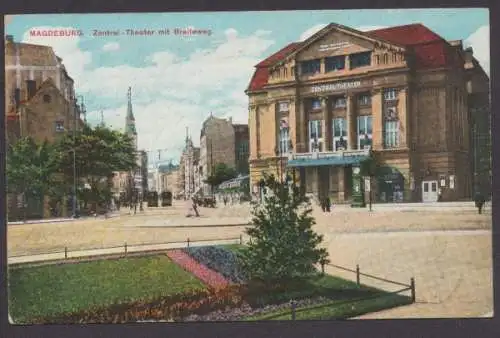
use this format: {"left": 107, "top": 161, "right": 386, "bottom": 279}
{"left": 5, "top": 9, "right": 489, "bottom": 167}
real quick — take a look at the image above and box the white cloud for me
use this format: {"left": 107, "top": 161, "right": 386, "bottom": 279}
{"left": 464, "top": 25, "right": 490, "bottom": 75}
{"left": 73, "top": 28, "right": 274, "bottom": 165}
{"left": 22, "top": 26, "right": 92, "bottom": 88}
{"left": 299, "top": 24, "right": 328, "bottom": 41}
{"left": 102, "top": 42, "right": 120, "bottom": 51}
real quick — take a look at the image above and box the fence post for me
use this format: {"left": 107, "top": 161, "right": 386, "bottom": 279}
{"left": 239, "top": 234, "right": 243, "bottom": 245}
{"left": 64, "top": 247, "right": 68, "bottom": 259}
{"left": 410, "top": 277, "right": 416, "bottom": 303}
{"left": 291, "top": 300, "right": 297, "bottom": 320}
{"left": 187, "top": 238, "right": 190, "bottom": 248}
{"left": 124, "top": 242, "right": 127, "bottom": 256}
{"left": 356, "top": 265, "right": 360, "bottom": 286}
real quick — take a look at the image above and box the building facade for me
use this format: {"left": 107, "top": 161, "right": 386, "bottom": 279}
{"left": 181, "top": 135, "right": 201, "bottom": 199}
{"left": 234, "top": 124, "right": 250, "bottom": 175}
{"left": 5, "top": 35, "right": 82, "bottom": 219}
{"left": 246, "top": 23, "right": 490, "bottom": 204}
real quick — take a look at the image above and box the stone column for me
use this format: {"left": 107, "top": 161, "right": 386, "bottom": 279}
{"left": 289, "top": 99, "right": 297, "bottom": 151}
{"left": 321, "top": 96, "right": 331, "bottom": 151}
{"left": 371, "top": 88, "right": 384, "bottom": 150}
{"left": 398, "top": 86, "right": 409, "bottom": 148}
{"left": 346, "top": 94, "right": 357, "bottom": 150}
{"left": 299, "top": 99, "right": 307, "bottom": 153}
{"left": 338, "top": 167, "right": 345, "bottom": 201}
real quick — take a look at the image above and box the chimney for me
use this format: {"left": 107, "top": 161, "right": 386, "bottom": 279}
{"left": 5, "top": 35, "right": 14, "bottom": 43}
{"left": 464, "top": 46, "right": 474, "bottom": 63}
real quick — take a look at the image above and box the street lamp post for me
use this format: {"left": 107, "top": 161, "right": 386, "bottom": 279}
{"left": 71, "top": 96, "right": 78, "bottom": 218}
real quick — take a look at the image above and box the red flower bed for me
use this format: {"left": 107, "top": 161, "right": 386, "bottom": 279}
{"left": 166, "top": 250, "right": 230, "bottom": 290}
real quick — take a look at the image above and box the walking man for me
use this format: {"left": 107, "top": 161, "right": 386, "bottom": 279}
{"left": 474, "top": 192, "right": 486, "bottom": 214}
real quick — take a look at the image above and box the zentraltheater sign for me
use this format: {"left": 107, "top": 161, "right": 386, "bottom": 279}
{"left": 309, "top": 79, "right": 372, "bottom": 94}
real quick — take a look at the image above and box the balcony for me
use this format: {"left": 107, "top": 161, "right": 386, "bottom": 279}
{"left": 287, "top": 148, "right": 370, "bottom": 168}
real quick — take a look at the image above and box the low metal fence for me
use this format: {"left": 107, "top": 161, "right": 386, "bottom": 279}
{"left": 8, "top": 235, "right": 244, "bottom": 263}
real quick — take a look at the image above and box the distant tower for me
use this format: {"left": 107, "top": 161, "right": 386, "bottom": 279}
{"left": 125, "top": 87, "right": 138, "bottom": 149}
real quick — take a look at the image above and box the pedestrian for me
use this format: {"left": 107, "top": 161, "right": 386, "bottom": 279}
{"left": 474, "top": 192, "right": 486, "bottom": 214}
{"left": 326, "top": 196, "right": 331, "bottom": 212}
{"left": 192, "top": 197, "right": 200, "bottom": 217}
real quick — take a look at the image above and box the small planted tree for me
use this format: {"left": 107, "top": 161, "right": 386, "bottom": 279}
{"left": 239, "top": 173, "right": 329, "bottom": 287}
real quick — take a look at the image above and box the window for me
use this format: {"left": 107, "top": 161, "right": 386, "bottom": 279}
{"left": 357, "top": 93, "right": 371, "bottom": 106}
{"left": 43, "top": 94, "right": 51, "bottom": 103}
{"left": 350, "top": 52, "right": 371, "bottom": 69}
{"left": 279, "top": 125, "right": 290, "bottom": 154}
{"left": 333, "top": 97, "right": 346, "bottom": 108}
{"left": 55, "top": 120, "right": 65, "bottom": 132}
{"left": 383, "top": 120, "right": 399, "bottom": 148}
{"left": 384, "top": 88, "right": 398, "bottom": 101}
{"left": 278, "top": 101, "right": 289, "bottom": 112}
{"left": 311, "top": 98, "right": 322, "bottom": 110}
{"left": 392, "top": 54, "right": 397, "bottom": 63}
{"left": 308, "top": 120, "right": 323, "bottom": 152}
{"left": 383, "top": 53, "right": 388, "bottom": 64}
{"left": 357, "top": 116, "right": 373, "bottom": 149}
{"left": 291, "top": 66, "right": 295, "bottom": 77}
{"left": 325, "top": 55, "right": 345, "bottom": 72}
{"left": 300, "top": 59, "right": 321, "bottom": 75}
{"left": 238, "top": 141, "right": 249, "bottom": 159}
{"left": 26, "top": 80, "right": 36, "bottom": 99}
{"left": 375, "top": 55, "right": 380, "bottom": 64}
{"left": 332, "top": 118, "right": 348, "bottom": 151}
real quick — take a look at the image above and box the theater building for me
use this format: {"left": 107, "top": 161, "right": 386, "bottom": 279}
{"left": 246, "top": 23, "right": 490, "bottom": 204}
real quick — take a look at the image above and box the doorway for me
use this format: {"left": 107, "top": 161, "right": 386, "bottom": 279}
{"left": 422, "top": 180, "right": 439, "bottom": 202}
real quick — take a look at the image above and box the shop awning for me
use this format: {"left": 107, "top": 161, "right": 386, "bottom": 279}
{"left": 287, "top": 155, "right": 370, "bottom": 168}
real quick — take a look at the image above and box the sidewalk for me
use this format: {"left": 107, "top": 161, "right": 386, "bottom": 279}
{"left": 8, "top": 212, "right": 120, "bottom": 225}
{"left": 8, "top": 238, "right": 241, "bottom": 265}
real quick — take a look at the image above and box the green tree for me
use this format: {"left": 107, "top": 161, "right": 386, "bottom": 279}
{"left": 238, "top": 174, "right": 329, "bottom": 286}
{"left": 205, "top": 163, "right": 238, "bottom": 188}
{"left": 6, "top": 137, "right": 60, "bottom": 219}
{"left": 54, "top": 125, "right": 137, "bottom": 209}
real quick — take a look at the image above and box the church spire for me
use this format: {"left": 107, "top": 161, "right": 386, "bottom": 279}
{"left": 125, "top": 86, "right": 137, "bottom": 136}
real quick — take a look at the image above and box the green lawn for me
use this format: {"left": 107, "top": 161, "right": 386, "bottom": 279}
{"left": 8, "top": 255, "right": 206, "bottom": 323}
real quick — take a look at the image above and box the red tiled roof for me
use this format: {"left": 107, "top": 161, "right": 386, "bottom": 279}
{"left": 256, "top": 42, "right": 302, "bottom": 67}
{"left": 247, "top": 23, "right": 457, "bottom": 92}
{"left": 367, "top": 23, "right": 443, "bottom": 45}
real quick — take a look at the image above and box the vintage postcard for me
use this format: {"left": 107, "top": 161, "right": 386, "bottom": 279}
{"left": 4, "top": 8, "right": 492, "bottom": 324}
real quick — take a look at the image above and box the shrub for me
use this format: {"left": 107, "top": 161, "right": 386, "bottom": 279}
{"left": 183, "top": 246, "right": 248, "bottom": 284}
{"left": 239, "top": 174, "right": 329, "bottom": 285}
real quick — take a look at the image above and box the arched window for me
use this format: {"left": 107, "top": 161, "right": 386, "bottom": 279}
{"left": 383, "top": 53, "right": 388, "bottom": 64}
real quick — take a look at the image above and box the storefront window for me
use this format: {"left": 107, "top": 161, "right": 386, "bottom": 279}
{"left": 332, "top": 118, "right": 347, "bottom": 151}
{"left": 308, "top": 120, "right": 323, "bottom": 152}
{"left": 357, "top": 116, "right": 373, "bottom": 149}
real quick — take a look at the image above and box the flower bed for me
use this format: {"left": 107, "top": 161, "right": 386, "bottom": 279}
{"left": 183, "top": 245, "right": 248, "bottom": 284}
{"left": 166, "top": 250, "right": 230, "bottom": 289}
